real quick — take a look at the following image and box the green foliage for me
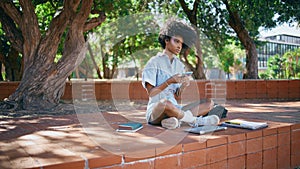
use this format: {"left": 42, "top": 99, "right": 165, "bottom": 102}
{"left": 275, "top": 0, "right": 300, "bottom": 24}
{"left": 260, "top": 48, "right": 300, "bottom": 79}
{"left": 258, "top": 72, "right": 270, "bottom": 80}
{"left": 283, "top": 48, "right": 300, "bottom": 79}
{"left": 230, "top": 0, "right": 277, "bottom": 34}
{"left": 219, "top": 46, "right": 234, "bottom": 74}
{"left": 218, "top": 42, "right": 245, "bottom": 78}
{"left": 197, "top": 0, "right": 232, "bottom": 51}
{"left": 35, "top": 1, "right": 56, "bottom": 33}
{"left": 1, "top": 71, "right": 5, "bottom": 81}
{"left": 173, "top": 0, "right": 279, "bottom": 79}
{"left": 267, "top": 54, "right": 286, "bottom": 79}
{"left": 86, "top": 10, "right": 161, "bottom": 78}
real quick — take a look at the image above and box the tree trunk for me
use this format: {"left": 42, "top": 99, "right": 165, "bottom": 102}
{"left": 223, "top": 0, "right": 258, "bottom": 79}
{"left": 0, "top": 0, "right": 105, "bottom": 110}
{"left": 88, "top": 43, "right": 102, "bottom": 79}
{"left": 7, "top": 25, "right": 88, "bottom": 110}
{"left": 5, "top": 48, "right": 22, "bottom": 81}
{"left": 0, "top": 36, "right": 22, "bottom": 81}
{"left": 0, "top": 42, "right": 5, "bottom": 81}
{"left": 178, "top": 0, "right": 206, "bottom": 79}
{"left": 102, "top": 53, "right": 110, "bottom": 79}
{"left": 194, "top": 36, "right": 206, "bottom": 79}
{"left": 0, "top": 63, "right": 3, "bottom": 81}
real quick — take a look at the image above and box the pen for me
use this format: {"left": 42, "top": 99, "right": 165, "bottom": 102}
{"left": 225, "top": 121, "right": 241, "bottom": 125}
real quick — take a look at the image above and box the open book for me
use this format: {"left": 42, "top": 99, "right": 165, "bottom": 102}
{"left": 222, "top": 119, "right": 268, "bottom": 130}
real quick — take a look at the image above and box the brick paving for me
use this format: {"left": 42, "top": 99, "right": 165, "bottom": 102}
{"left": 0, "top": 99, "right": 299, "bottom": 169}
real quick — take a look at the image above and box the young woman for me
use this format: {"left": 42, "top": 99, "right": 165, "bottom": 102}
{"left": 142, "top": 18, "right": 220, "bottom": 129}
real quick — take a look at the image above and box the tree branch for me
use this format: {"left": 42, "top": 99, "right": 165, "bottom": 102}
{"left": 178, "top": 0, "right": 198, "bottom": 24}
{"left": 56, "top": 0, "right": 94, "bottom": 76}
{"left": 192, "top": 0, "right": 199, "bottom": 16}
{"left": 0, "top": 8, "right": 23, "bottom": 53}
{"left": 0, "top": 1, "right": 22, "bottom": 26}
{"left": 178, "top": 0, "right": 192, "bottom": 17}
{"left": 84, "top": 11, "right": 106, "bottom": 32}
{"left": 222, "top": 0, "right": 258, "bottom": 79}
{"left": 222, "top": 0, "right": 249, "bottom": 45}
{"left": 76, "top": 0, "right": 93, "bottom": 26}
{"left": 19, "top": 0, "right": 41, "bottom": 70}
{"left": 37, "top": 0, "right": 81, "bottom": 66}
{"left": 87, "top": 43, "right": 102, "bottom": 79}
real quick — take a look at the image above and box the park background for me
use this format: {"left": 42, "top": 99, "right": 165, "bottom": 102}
{"left": 0, "top": 0, "right": 300, "bottom": 111}
{"left": 0, "top": 1, "right": 300, "bottom": 169}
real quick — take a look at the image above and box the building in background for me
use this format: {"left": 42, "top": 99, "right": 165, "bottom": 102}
{"left": 257, "top": 34, "right": 300, "bottom": 70}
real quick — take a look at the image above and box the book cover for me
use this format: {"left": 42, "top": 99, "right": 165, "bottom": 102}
{"left": 116, "top": 122, "right": 143, "bottom": 132}
{"left": 221, "top": 119, "right": 268, "bottom": 130}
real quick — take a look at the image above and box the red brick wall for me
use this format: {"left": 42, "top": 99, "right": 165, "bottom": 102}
{"left": 0, "top": 80, "right": 299, "bottom": 101}
{"left": 40, "top": 122, "right": 300, "bottom": 169}
{"left": 0, "top": 82, "right": 20, "bottom": 100}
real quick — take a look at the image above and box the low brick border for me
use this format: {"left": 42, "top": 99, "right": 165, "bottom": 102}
{"left": 1, "top": 80, "right": 299, "bottom": 101}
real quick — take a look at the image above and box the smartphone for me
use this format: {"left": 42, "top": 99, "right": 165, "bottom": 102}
{"left": 182, "top": 71, "right": 193, "bottom": 76}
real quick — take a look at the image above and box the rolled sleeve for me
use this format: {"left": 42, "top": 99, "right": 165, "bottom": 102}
{"left": 142, "top": 62, "right": 157, "bottom": 89}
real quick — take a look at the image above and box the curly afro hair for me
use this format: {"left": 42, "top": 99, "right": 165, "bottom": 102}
{"left": 158, "top": 17, "right": 197, "bottom": 49}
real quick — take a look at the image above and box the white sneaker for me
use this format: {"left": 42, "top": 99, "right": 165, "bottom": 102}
{"left": 161, "top": 117, "right": 180, "bottom": 129}
{"left": 190, "top": 115, "right": 220, "bottom": 127}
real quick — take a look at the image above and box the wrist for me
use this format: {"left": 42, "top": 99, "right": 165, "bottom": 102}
{"left": 165, "top": 80, "right": 169, "bottom": 86}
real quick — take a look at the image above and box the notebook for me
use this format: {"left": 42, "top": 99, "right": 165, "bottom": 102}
{"left": 184, "top": 126, "right": 227, "bottom": 135}
{"left": 221, "top": 119, "right": 268, "bottom": 130}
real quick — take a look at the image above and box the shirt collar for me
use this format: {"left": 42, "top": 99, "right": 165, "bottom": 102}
{"left": 158, "top": 52, "right": 179, "bottom": 61}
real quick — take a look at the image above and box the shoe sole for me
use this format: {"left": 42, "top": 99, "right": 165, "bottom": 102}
{"left": 161, "top": 117, "right": 179, "bottom": 129}
{"left": 203, "top": 115, "right": 220, "bottom": 126}
{"left": 192, "top": 115, "right": 220, "bottom": 127}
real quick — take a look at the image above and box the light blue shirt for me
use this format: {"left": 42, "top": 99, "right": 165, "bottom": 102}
{"left": 142, "top": 52, "right": 185, "bottom": 122}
